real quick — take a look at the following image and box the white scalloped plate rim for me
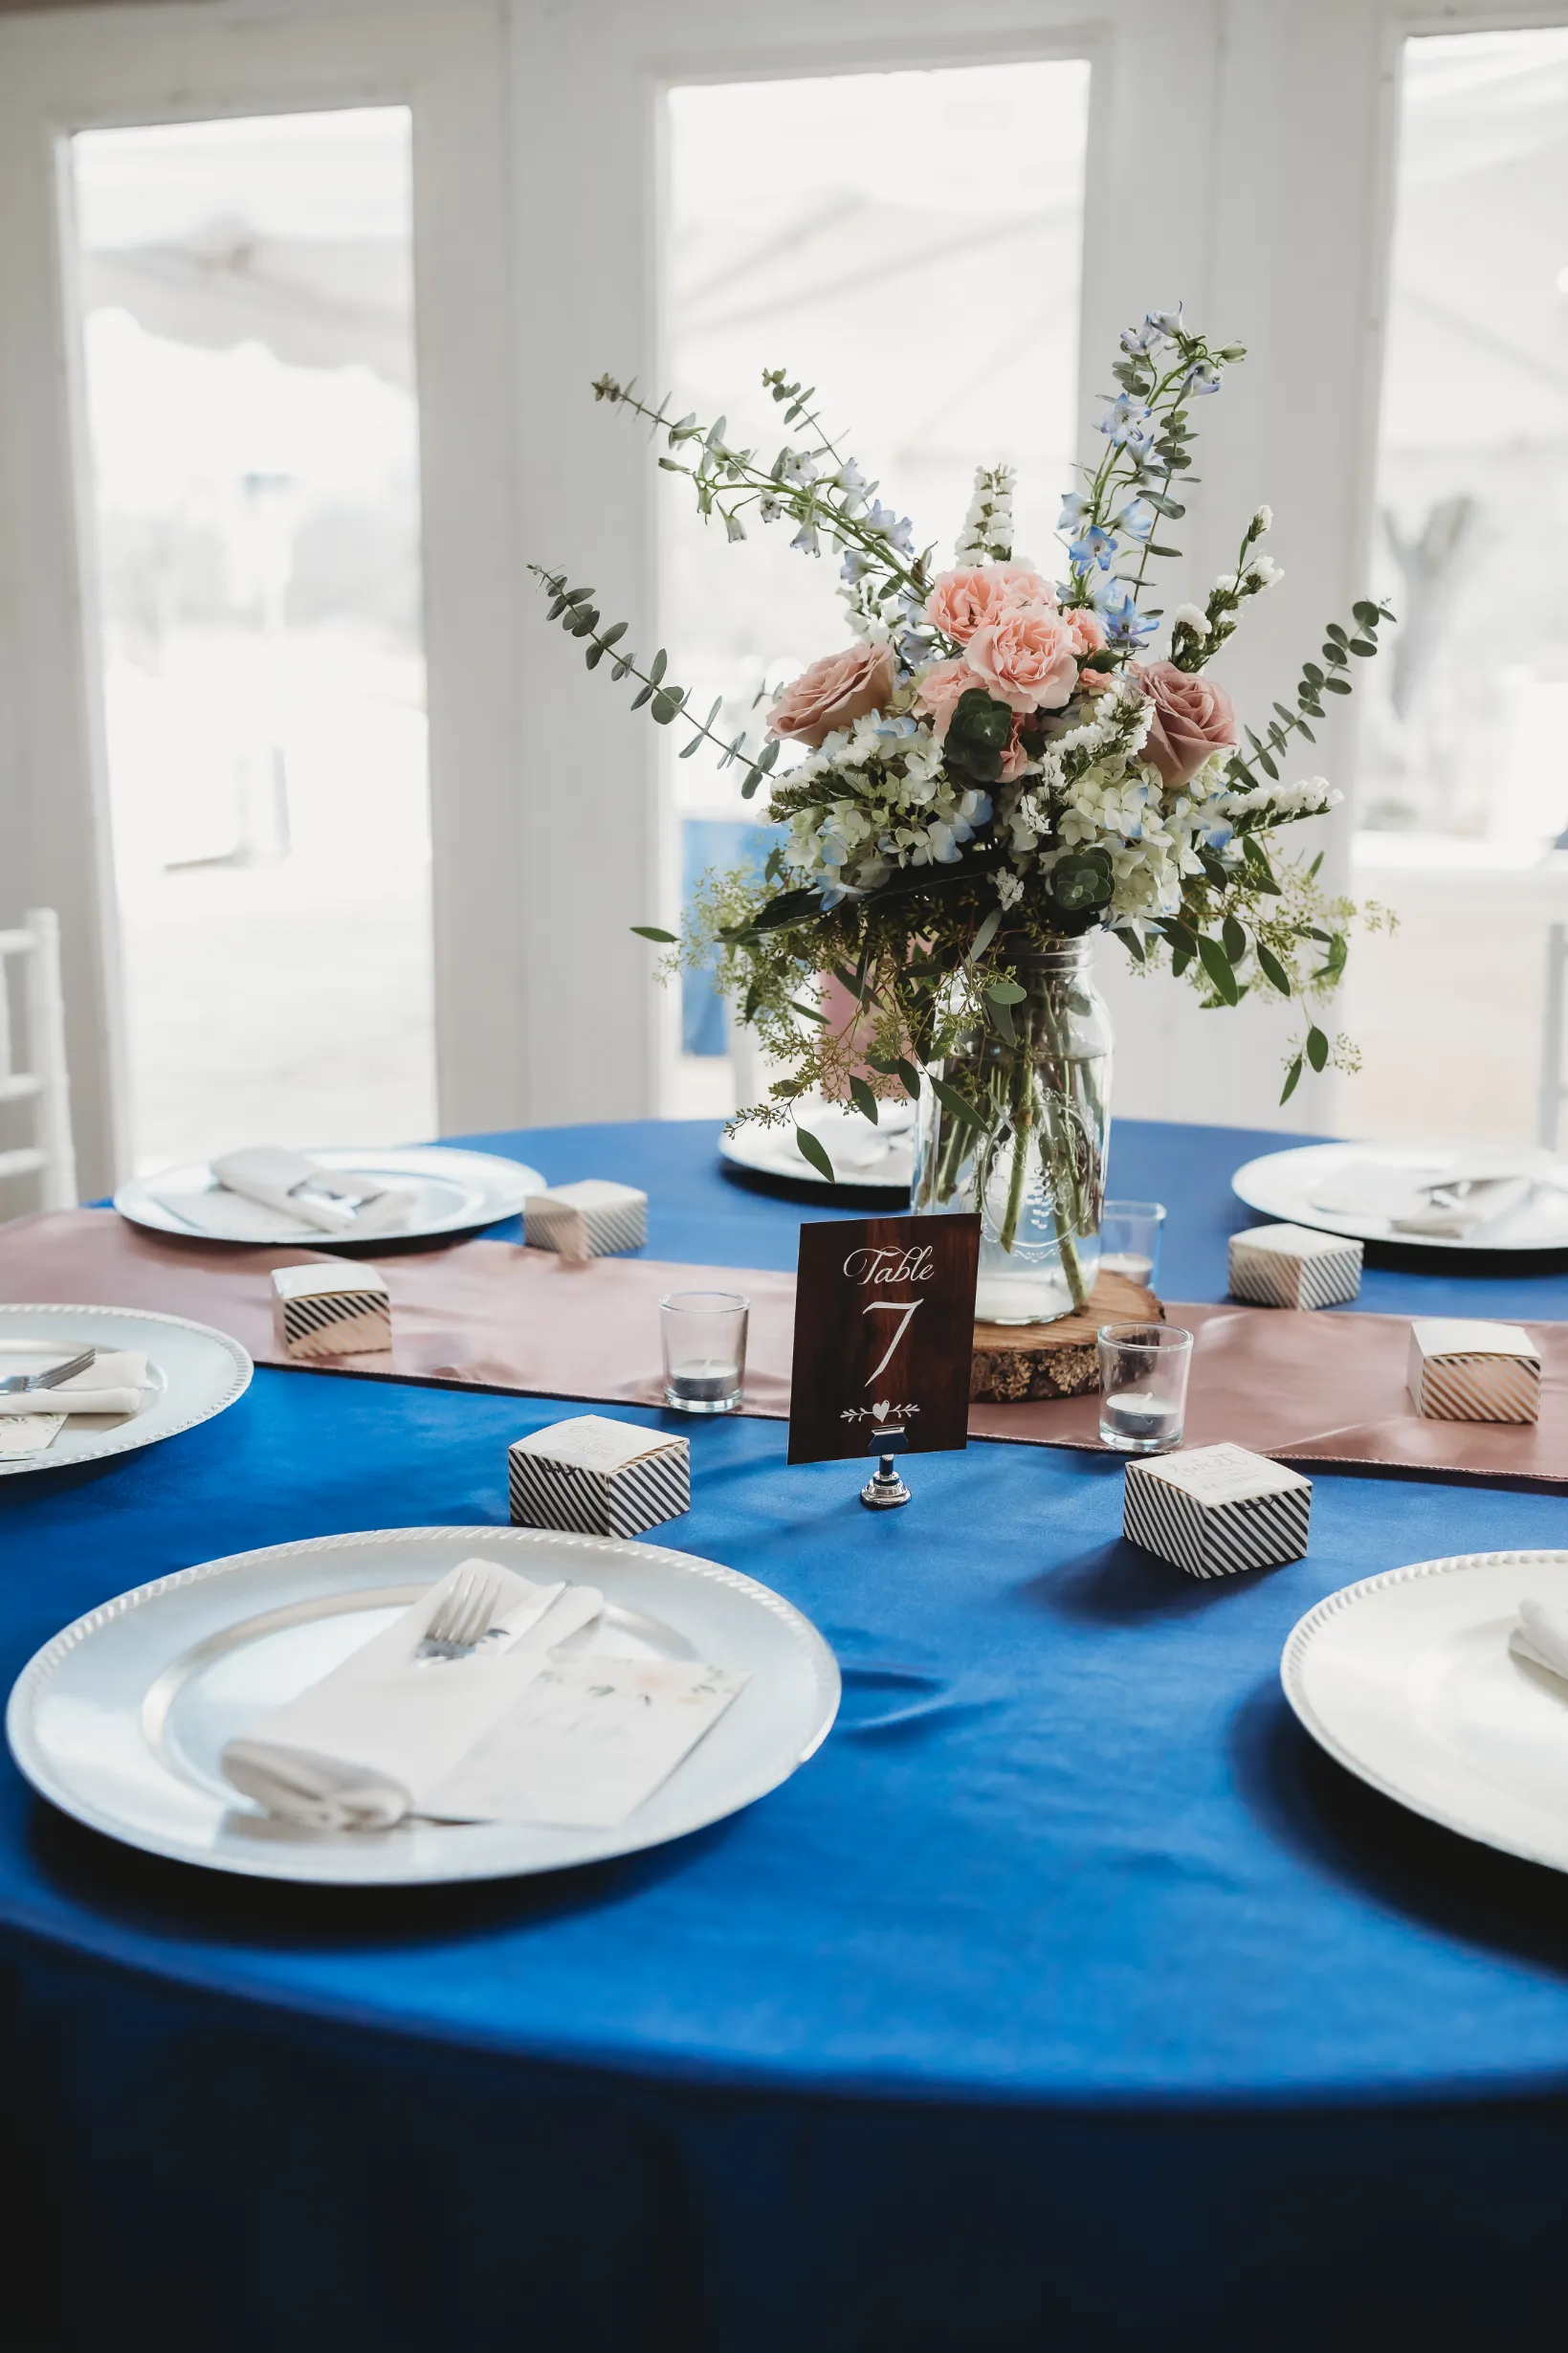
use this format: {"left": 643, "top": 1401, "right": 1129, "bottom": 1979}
{"left": 1281, "top": 1548, "right": 1568, "bottom": 1875}
{"left": 0, "top": 1302, "right": 252, "bottom": 1478}
{"left": 6, "top": 1523, "right": 842, "bottom": 1884}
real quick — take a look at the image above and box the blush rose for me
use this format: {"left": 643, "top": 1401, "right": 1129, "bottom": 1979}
{"left": 924, "top": 564, "right": 1056, "bottom": 645}
{"left": 1132, "top": 658, "right": 1239, "bottom": 788}
{"left": 963, "top": 607, "right": 1079, "bottom": 714}
{"left": 769, "top": 641, "right": 897, "bottom": 748}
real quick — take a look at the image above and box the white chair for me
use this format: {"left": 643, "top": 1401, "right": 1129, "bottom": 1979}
{"left": 0, "top": 908, "right": 77, "bottom": 1210}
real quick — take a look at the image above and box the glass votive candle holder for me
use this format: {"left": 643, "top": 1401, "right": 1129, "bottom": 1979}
{"left": 1098, "top": 1201, "right": 1166, "bottom": 1290}
{"left": 1096, "top": 1321, "right": 1192, "bottom": 1454}
{"left": 660, "top": 1290, "right": 749, "bottom": 1414}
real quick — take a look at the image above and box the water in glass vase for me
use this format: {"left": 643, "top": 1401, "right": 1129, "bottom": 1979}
{"left": 912, "top": 937, "right": 1112, "bottom": 1325}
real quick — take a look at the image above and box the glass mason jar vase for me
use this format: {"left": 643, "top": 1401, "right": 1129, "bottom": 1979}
{"left": 911, "top": 936, "right": 1112, "bottom": 1324}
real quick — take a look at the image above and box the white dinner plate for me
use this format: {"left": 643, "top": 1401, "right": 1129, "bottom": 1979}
{"left": 1232, "top": 1141, "right": 1568, "bottom": 1251}
{"left": 115, "top": 1144, "right": 544, "bottom": 1249}
{"left": 0, "top": 1304, "right": 251, "bottom": 1479}
{"left": 1282, "top": 1550, "right": 1568, "bottom": 1875}
{"left": 6, "top": 1525, "right": 841, "bottom": 1884}
{"left": 721, "top": 1099, "right": 915, "bottom": 1191}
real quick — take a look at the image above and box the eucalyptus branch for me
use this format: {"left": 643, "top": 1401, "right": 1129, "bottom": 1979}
{"left": 530, "top": 566, "right": 782, "bottom": 800}
{"left": 590, "top": 370, "right": 933, "bottom": 610}
{"left": 1224, "top": 595, "right": 1397, "bottom": 790}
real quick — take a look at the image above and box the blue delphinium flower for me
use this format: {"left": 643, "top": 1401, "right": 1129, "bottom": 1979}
{"left": 1115, "top": 499, "right": 1157, "bottom": 544}
{"left": 791, "top": 519, "right": 821, "bottom": 557}
{"left": 840, "top": 547, "right": 873, "bottom": 584}
{"left": 865, "top": 499, "right": 915, "bottom": 553}
{"left": 1182, "top": 360, "right": 1224, "bottom": 397}
{"left": 1070, "top": 525, "right": 1117, "bottom": 573}
{"left": 1118, "top": 321, "right": 1160, "bottom": 358}
{"left": 1145, "top": 305, "right": 1183, "bottom": 342}
{"left": 1099, "top": 394, "right": 1151, "bottom": 445}
{"left": 1058, "top": 491, "right": 1093, "bottom": 532}
{"left": 1098, "top": 588, "right": 1158, "bottom": 650}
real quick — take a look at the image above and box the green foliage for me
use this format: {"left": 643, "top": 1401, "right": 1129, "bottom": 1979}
{"left": 943, "top": 689, "right": 1015, "bottom": 785}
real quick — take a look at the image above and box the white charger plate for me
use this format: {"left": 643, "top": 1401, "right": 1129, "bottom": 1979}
{"left": 1232, "top": 1142, "right": 1568, "bottom": 1251}
{"left": 721, "top": 1099, "right": 914, "bottom": 1191}
{"left": 115, "top": 1144, "right": 544, "bottom": 1248}
{"left": 0, "top": 1304, "right": 251, "bottom": 1479}
{"left": 1282, "top": 1550, "right": 1568, "bottom": 1875}
{"left": 6, "top": 1525, "right": 841, "bottom": 1884}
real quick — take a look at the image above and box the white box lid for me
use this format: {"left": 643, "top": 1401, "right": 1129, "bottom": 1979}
{"left": 271, "top": 1262, "right": 388, "bottom": 1301}
{"left": 525, "top": 1180, "right": 647, "bottom": 1211}
{"left": 1230, "top": 1223, "right": 1358, "bottom": 1261}
{"left": 1408, "top": 1318, "right": 1538, "bottom": 1365}
{"left": 511, "top": 1414, "right": 682, "bottom": 1474}
{"left": 1132, "top": 1441, "right": 1310, "bottom": 1504}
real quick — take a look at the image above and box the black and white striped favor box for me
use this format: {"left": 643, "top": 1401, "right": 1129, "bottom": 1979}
{"left": 1407, "top": 1319, "right": 1539, "bottom": 1423}
{"left": 508, "top": 1414, "right": 690, "bottom": 1540}
{"left": 523, "top": 1180, "right": 648, "bottom": 1258}
{"left": 271, "top": 1262, "right": 392, "bottom": 1358}
{"left": 1123, "top": 1442, "right": 1311, "bottom": 1579}
{"left": 1227, "top": 1223, "right": 1362, "bottom": 1310}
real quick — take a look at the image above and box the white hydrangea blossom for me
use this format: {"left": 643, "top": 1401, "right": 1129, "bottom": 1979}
{"left": 772, "top": 677, "right": 1336, "bottom": 924}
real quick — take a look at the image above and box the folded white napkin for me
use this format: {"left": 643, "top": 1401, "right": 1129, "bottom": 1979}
{"left": 206, "top": 1146, "right": 413, "bottom": 1238}
{"left": 1510, "top": 1597, "right": 1568, "bottom": 1684}
{"left": 0, "top": 1350, "right": 148, "bottom": 1418}
{"left": 1310, "top": 1157, "right": 1552, "bottom": 1239}
{"left": 797, "top": 1107, "right": 911, "bottom": 1176}
{"left": 221, "top": 1562, "right": 604, "bottom": 1831}
{"left": 221, "top": 1743, "right": 411, "bottom": 1833}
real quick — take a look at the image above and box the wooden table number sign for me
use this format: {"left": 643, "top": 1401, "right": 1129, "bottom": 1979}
{"left": 788, "top": 1213, "right": 981, "bottom": 1502}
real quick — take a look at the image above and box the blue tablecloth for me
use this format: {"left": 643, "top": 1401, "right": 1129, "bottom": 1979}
{"left": 4, "top": 1119, "right": 1567, "bottom": 2351}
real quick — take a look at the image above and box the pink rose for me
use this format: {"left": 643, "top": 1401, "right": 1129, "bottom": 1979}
{"left": 963, "top": 607, "right": 1079, "bottom": 714}
{"left": 925, "top": 564, "right": 1056, "bottom": 645}
{"left": 1076, "top": 664, "right": 1117, "bottom": 696}
{"left": 914, "top": 656, "right": 980, "bottom": 737}
{"left": 1063, "top": 608, "right": 1107, "bottom": 658}
{"left": 1132, "top": 658, "right": 1238, "bottom": 788}
{"left": 997, "top": 717, "right": 1032, "bottom": 783}
{"left": 769, "top": 641, "right": 896, "bottom": 748}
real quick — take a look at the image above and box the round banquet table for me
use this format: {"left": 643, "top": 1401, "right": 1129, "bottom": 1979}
{"left": 3, "top": 1116, "right": 1568, "bottom": 2352}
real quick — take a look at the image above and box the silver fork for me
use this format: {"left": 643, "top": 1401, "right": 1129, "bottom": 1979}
{"left": 413, "top": 1567, "right": 502, "bottom": 1663}
{"left": 0, "top": 1347, "right": 97, "bottom": 1397}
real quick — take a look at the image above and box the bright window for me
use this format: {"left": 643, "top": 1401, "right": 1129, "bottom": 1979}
{"left": 1347, "top": 29, "right": 1568, "bottom": 1147}
{"left": 72, "top": 108, "right": 434, "bottom": 1169}
{"left": 661, "top": 58, "right": 1091, "bottom": 1113}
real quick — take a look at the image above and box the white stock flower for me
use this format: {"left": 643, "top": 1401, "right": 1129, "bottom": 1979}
{"left": 1172, "top": 603, "right": 1209, "bottom": 638}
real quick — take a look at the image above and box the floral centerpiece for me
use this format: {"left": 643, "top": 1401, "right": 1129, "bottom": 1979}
{"left": 534, "top": 311, "right": 1391, "bottom": 1322}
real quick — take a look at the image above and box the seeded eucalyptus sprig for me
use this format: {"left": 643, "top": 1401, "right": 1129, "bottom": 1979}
{"left": 1219, "top": 595, "right": 1397, "bottom": 792}
{"left": 530, "top": 566, "right": 783, "bottom": 811}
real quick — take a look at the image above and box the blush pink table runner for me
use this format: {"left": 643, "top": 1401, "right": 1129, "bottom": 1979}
{"left": 3, "top": 1210, "right": 1566, "bottom": 1484}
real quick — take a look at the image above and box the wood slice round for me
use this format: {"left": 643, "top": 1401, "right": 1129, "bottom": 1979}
{"left": 969, "top": 1272, "right": 1163, "bottom": 1403}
